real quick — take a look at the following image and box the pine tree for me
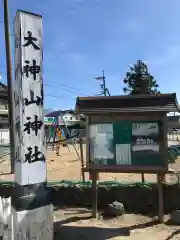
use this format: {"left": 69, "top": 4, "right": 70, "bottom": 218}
{"left": 123, "top": 60, "right": 160, "bottom": 95}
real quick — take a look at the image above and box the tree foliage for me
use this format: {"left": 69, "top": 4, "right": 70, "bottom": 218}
{"left": 123, "top": 60, "right": 160, "bottom": 95}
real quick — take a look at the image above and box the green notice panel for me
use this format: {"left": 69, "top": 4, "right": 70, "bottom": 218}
{"left": 89, "top": 120, "right": 165, "bottom": 167}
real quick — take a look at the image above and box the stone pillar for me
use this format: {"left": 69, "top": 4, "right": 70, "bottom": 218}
{"left": 12, "top": 10, "right": 53, "bottom": 239}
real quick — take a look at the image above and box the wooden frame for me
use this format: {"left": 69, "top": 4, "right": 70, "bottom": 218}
{"left": 76, "top": 94, "right": 180, "bottom": 222}
{"left": 86, "top": 112, "right": 168, "bottom": 173}
{"left": 82, "top": 112, "right": 169, "bottom": 222}
{"left": 82, "top": 165, "right": 167, "bottom": 173}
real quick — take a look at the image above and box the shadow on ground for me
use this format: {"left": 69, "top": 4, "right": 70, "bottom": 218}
{"left": 164, "top": 230, "right": 180, "bottom": 240}
{"left": 164, "top": 219, "right": 180, "bottom": 240}
{"left": 54, "top": 216, "right": 159, "bottom": 240}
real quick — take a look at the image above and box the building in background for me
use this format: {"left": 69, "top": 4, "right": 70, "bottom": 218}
{"left": 167, "top": 115, "right": 180, "bottom": 128}
{"left": 0, "top": 82, "right": 8, "bottom": 127}
{"left": 44, "top": 109, "right": 85, "bottom": 141}
{"left": 45, "top": 110, "right": 80, "bottom": 127}
{"left": 0, "top": 82, "right": 9, "bottom": 145}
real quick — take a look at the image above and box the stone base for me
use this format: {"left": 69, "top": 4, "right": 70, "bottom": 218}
{"left": 12, "top": 204, "right": 53, "bottom": 240}
{"left": 171, "top": 210, "right": 180, "bottom": 225}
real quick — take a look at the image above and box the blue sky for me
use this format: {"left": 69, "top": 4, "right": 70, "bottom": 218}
{"left": 0, "top": 0, "right": 180, "bottom": 110}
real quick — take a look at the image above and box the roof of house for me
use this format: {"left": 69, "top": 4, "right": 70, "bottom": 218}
{"left": 45, "top": 109, "right": 75, "bottom": 118}
{"left": 0, "top": 82, "right": 8, "bottom": 99}
{"left": 76, "top": 93, "right": 180, "bottom": 114}
{"left": 0, "top": 82, "right": 7, "bottom": 89}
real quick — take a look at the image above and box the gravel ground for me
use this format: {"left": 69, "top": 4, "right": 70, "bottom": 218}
{"left": 54, "top": 208, "right": 180, "bottom": 240}
{"left": 0, "top": 142, "right": 180, "bottom": 183}
{"left": 0, "top": 142, "right": 180, "bottom": 239}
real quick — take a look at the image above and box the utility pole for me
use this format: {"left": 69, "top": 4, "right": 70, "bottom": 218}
{"left": 3, "top": 0, "right": 15, "bottom": 173}
{"left": 94, "top": 70, "right": 110, "bottom": 96}
{"left": 102, "top": 70, "right": 106, "bottom": 96}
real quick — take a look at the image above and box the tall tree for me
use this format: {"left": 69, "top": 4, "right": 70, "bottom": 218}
{"left": 123, "top": 60, "right": 160, "bottom": 95}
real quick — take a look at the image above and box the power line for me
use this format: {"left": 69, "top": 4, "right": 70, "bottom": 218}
{"left": 45, "top": 94, "right": 63, "bottom": 100}
{"left": 0, "top": 23, "right": 96, "bottom": 97}
{"left": 0, "top": 68, "right": 98, "bottom": 97}
{"left": 45, "top": 83, "right": 80, "bottom": 95}
{"left": 45, "top": 79, "right": 97, "bottom": 96}
{"left": 0, "top": 19, "right": 14, "bottom": 36}
{"left": 44, "top": 83, "right": 89, "bottom": 96}
{"left": 45, "top": 82, "right": 93, "bottom": 96}
{"left": 45, "top": 94, "right": 76, "bottom": 109}
{"left": 45, "top": 93, "right": 76, "bottom": 101}
{"left": 1, "top": 19, "right": 95, "bottom": 97}
{"left": 48, "top": 81, "right": 88, "bottom": 94}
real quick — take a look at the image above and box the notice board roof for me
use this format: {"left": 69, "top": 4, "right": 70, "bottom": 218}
{"left": 76, "top": 93, "right": 180, "bottom": 114}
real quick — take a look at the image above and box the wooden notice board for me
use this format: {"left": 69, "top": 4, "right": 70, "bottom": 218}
{"left": 87, "top": 120, "right": 167, "bottom": 172}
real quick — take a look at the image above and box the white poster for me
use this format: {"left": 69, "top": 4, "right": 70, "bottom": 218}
{"left": 14, "top": 11, "right": 46, "bottom": 185}
{"left": 89, "top": 124, "right": 114, "bottom": 164}
{"left": 132, "top": 122, "right": 159, "bottom": 153}
{"left": 116, "top": 144, "right": 131, "bottom": 165}
{"left": 132, "top": 123, "right": 158, "bottom": 136}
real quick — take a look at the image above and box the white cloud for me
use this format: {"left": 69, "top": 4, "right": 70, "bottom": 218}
{"left": 56, "top": 40, "right": 69, "bottom": 50}
{"left": 74, "top": 0, "right": 84, "bottom": 3}
{"left": 145, "top": 45, "right": 180, "bottom": 66}
{"left": 112, "top": 19, "right": 144, "bottom": 37}
{"left": 63, "top": 53, "right": 85, "bottom": 64}
{"left": 123, "top": 20, "right": 143, "bottom": 35}
{"left": 167, "top": 45, "right": 180, "bottom": 58}
{"left": 103, "top": 19, "right": 143, "bottom": 53}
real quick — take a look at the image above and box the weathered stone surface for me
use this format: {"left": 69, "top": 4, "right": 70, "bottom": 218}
{"left": 171, "top": 210, "right": 180, "bottom": 224}
{"left": 13, "top": 204, "right": 53, "bottom": 240}
{"left": 106, "top": 201, "right": 125, "bottom": 217}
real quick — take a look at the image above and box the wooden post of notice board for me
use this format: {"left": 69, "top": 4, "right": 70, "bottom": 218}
{"left": 141, "top": 173, "right": 145, "bottom": 183}
{"left": 79, "top": 138, "right": 85, "bottom": 182}
{"left": 92, "top": 171, "right": 98, "bottom": 218}
{"left": 157, "top": 173, "right": 164, "bottom": 223}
